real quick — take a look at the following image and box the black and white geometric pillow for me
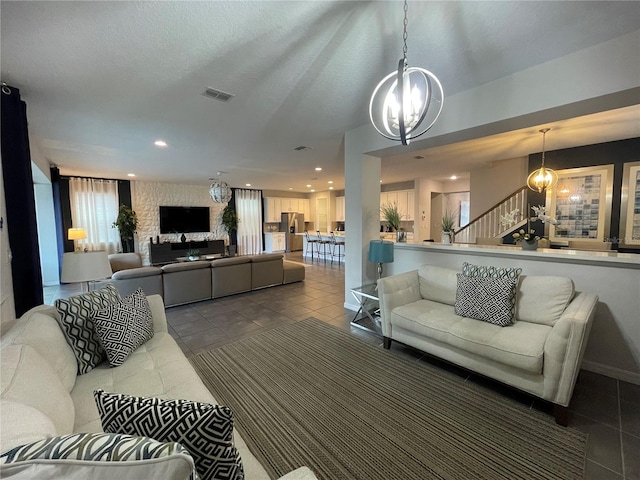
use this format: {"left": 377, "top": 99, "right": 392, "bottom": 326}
{"left": 455, "top": 274, "right": 517, "bottom": 326}
{"left": 92, "top": 288, "right": 154, "bottom": 367}
{"left": 462, "top": 261, "right": 522, "bottom": 280}
{"left": 94, "top": 389, "right": 245, "bottom": 480}
{"left": 54, "top": 284, "right": 121, "bottom": 374}
{"left": 0, "top": 432, "right": 197, "bottom": 480}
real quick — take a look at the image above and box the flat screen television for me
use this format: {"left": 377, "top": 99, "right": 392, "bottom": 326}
{"left": 159, "top": 206, "right": 210, "bottom": 234}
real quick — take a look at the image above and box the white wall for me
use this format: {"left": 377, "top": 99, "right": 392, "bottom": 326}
{"left": 131, "top": 182, "right": 226, "bottom": 265}
{"left": 469, "top": 157, "right": 528, "bottom": 219}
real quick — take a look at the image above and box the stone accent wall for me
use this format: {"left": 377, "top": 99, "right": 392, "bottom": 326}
{"left": 131, "top": 181, "right": 226, "bottom": 265}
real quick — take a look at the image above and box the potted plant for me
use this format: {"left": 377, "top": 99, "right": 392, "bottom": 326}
{"left": 186, "top": 249, "right": 200, "bottom": 261}
{"left": 221, "top": 203, "right": 239, "bottom": 256}
{"left": 511, "top": 205, "right": 559, "bottom": 251}
{"left": 441, "top": 209, "right": 456, "bottom": 244}
{"left": 380, "top": 202, "right": 406, "bottom": 242}
{"left": 112, "top": 204, "right": 138, "bottom": 253}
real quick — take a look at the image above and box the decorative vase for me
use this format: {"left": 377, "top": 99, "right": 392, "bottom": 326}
{"left": 441, "top": 231, "right": 453, "bottom": 244}
{"left": 396, "top": 231, "right": 407, "bottom": 243}
{"left": 521, "top": 239, "right": 538, "bottom": 251}
{"left": 180, "top": 233, "right": 186, "bottom": 243}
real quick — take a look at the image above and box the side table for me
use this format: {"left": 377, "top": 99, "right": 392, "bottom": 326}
{"left": 350, "top": 284, "right": 381, "bottom": 335}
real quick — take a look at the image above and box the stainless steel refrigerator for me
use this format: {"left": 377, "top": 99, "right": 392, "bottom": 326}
{"left": 280, "top": 212, "right": 304, "bottom": 252}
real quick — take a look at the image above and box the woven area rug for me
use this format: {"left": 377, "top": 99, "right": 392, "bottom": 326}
{"left": 190, "top": 318, "right": 586, "bottom": 480}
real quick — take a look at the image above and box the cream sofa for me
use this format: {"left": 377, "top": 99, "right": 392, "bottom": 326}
{"left": 378, "top": 265, "right": 598, "bottom": 425}
{"left": 0, "top": 295, "right": 316, "bottom": 479}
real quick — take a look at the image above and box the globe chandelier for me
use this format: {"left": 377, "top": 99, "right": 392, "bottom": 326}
{"left": 369, "top": 0, "right": 444, "bottom": 146}
{"left": 527, "top": 128, "right": 559, "bottom": 193}
{"left": 209, "top": 171, "right": 232, "bottom": 204}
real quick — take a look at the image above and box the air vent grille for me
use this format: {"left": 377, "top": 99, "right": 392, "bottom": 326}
{"left": 203, "top": 87, "right": 235, "bottom": 102}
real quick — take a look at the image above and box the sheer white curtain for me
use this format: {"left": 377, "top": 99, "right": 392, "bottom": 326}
{"left": 235, "top": 189, "right": 263, "bottom": 255}
{"left": 68, "top": 177, "right": 121, "bottom": 253}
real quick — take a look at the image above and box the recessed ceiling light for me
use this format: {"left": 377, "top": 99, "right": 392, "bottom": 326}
{"left": 329, "top": 187, "right": 334, "bottom": 190}
{"left": 245, "top": 183, "right": 251, "bottom": 187}
{"left": 154, "top": 140, "right": 168, "bottom": 147}
{"left": 380, "top": 180, "right": 383, "bottom": 183}
{"left": 450, "top": 175, "right": 457, "bottom": 180}
{"left": 127, "top": 173, "right": 136, "bottom": 177}
{"left": 328, "top": 180, "right": 333, "bottom": 184}
{"left": 315, "top": 167, "right": 322, "bottom": 171}
{"left": 306, "top": 184, "right": 311, "bottom": 188}
{"left": 310, "top": 189, "right": 315, "bottom": 192}
{"left": 288, "top": 187, "right": 293, "bottom": 190}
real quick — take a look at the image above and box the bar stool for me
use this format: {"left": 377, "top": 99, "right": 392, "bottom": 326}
{"left": 304, "top": 230, "right": 318, "bottom": 260}
{"left": 330, "top": 232, "right": 345, "bottom": 265}
{"left": 316, "top": 231, "right": 331, "bottom": 263}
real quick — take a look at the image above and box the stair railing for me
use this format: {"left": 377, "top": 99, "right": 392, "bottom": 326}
{"left": 455, "top": 186, "right": 528, "bottom": 244}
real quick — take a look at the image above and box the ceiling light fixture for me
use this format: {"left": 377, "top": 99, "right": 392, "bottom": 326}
{"left": 527, "top": 128, "right": 558, "bottom": 193}
{"left": 328, "top": 180, "right": 333, "bottom": 184}
{"left": 315, "top": 167, "right": 322, "bottom": 171}
{"left": 369, "top": 0, "right": 444, "bottom": 145}
{"left": 209, "top": 171, "right": 232, "bottom": 204}
{"left": 127, "top": 173, "right": 136, "bottom": 177}
{"left": 245, "top": 183, "right": 252, "bottom": 187}
{"left": 306, "top": 184, "right": 311, "bottom": 188}
{"left": 154, "top": 140, "right": 168, "bottom": 147}
{"left": 450, "top": 175, "right": 457, "bottom": 180}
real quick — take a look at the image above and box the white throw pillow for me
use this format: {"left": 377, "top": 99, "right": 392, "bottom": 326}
{"left": 516, "top": 276, "right": 575, "bottom": 326}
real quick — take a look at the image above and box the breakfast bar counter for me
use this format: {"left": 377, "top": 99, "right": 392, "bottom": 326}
{"left": 387, "top": 241, "right": 640, "bottom": 383}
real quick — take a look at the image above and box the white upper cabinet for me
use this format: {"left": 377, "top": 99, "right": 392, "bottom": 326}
{"left": 379, "top": 190, "right": 415, "bottom": 221}
{"left": 335, "top": 196, "right": 345, "bottom": 222}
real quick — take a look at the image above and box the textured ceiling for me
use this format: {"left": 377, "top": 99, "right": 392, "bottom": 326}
{"left": 2, "top": 1, "right": 639, "bottom": 191}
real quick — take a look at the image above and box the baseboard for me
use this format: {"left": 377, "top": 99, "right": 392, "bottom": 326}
{"left": 343, "top": 301, "right": 359, "bottom": 312}
{"left": 581, "top": 360, "right": 640, "bottom": 385}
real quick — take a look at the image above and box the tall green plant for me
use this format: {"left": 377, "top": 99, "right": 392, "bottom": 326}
{"left": 221, "top": 203, "right": 239, "bottom": 242}
{"left": 441, "top": 208, "right": 457, "bottom": 232}
{"left": 380, "top": 202, "right": 403, "bottom": 231}
{"left": 112, "top": 204, "right": 138, "bottom": 240}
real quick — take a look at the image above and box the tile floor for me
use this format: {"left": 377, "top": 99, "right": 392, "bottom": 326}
{"left": 44, "top": 252, "right": 639, "bottom": 479}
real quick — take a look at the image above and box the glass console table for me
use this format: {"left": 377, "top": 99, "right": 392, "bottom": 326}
{"left": 350, "top": 284, "right": 381, "bottom": 335}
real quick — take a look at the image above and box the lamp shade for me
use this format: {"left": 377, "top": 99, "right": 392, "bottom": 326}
{"left": 368, "top": 240, "right": 394, "bottom": 264}
{"left": 68, "top": 228, "right": 87, "bottom": 240}
{"left": 61, "top": 251, "right": 112, "bottom": 283}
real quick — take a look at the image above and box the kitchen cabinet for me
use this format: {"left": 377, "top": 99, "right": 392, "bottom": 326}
{"left": 380, "top": 189, "right": 415, "bottom": 221}
{"left": 264, "top": 232, "right": 286, "bottom": 253}
{"left": 336, "top": 196, "right": 345, "bottom": 222}
{"left": 264, "top": 197, "right": 281, "bottom": 223}
{"left": 265, "top": 196, "right": 310, "bottom": 221}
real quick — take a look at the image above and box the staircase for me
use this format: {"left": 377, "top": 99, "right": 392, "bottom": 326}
{"left": 455, "top": 186, "right": 529, "bottom": 244}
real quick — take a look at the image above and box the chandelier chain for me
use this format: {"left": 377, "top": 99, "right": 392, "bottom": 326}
{"left": 402, "top": 0, "right": 408, "bottom": 65}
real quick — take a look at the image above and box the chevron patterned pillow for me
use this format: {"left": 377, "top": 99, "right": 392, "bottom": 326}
{"left": 94, "top": 389, "right": 244, "bottom": 480}
{"left": 54, "top": 284, "right": 121, "bottom": 374}
{"left": 0, "top": 432, "right": 196, "bottom": 479}
{"left": 462, "top": 261, "right": 522, "bottom": 280}
{"left": 455, "top": 273, "right": 517, "bottom": 326}
{"left": 92, "top": 288, "right": 154, "bottom": 367}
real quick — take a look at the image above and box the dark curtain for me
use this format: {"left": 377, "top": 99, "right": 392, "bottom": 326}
{"left": 1, "top": 84, "right": 43, "bottom": 316}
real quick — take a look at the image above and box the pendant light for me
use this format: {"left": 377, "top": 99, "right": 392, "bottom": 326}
{"left": 209, "top": 171, "right": 232, "bottom": 204}
{"left": 369, "top": 0, "right": 444, "bottom": 145}
{"left": 527, "top": 128, "right": 558, "bottom": 193}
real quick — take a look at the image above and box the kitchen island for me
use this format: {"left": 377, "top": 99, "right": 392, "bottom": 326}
{"left": 298, "top": 232, "right": 345, "bottom": 263}
{"left": 386, "top": 241, "right": 640, "bottom": 383}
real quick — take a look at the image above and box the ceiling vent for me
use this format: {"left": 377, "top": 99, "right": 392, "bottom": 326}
{"left": 203, "top": 87, "right": 235, "bottom": 102}
{"left": 293, "top": 145, "right": 313, "bottom": 151}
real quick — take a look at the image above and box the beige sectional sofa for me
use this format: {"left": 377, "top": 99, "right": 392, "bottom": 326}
{"left": 378, "top": 264, "right": 598, "bottom": 425}
{"left": 100, "top": 253, "right": 305, "bottom": 307}
{"left": 0, "top": 294, "right": 317, "bottom": 479}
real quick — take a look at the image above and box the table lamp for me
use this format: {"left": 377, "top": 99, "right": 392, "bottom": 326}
{"left": 61, "top": 251, "right": 112, "bottom": 292}
{"left": 68, "top": 228, "right": 87, "bottom": 252}
{"left": 368, "top": 240, "right": 394, "bottom": 281}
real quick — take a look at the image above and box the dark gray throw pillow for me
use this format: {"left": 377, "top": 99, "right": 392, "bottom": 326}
{"left": 455, "top": 274, "right": 517, "bottom": 326}
{"left": 54, "top": 284, "right": 121, "bottom": 374}
{"left": 92, "top": 288, "right": 153, "bottom": 367}
{"left": 94, "top": 389, "right": 245, "bottom": 480}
